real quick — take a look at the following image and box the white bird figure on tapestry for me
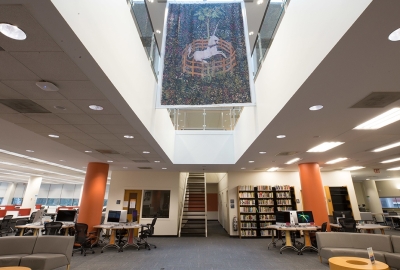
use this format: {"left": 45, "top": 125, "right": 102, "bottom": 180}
{"left": 187, "top": 22, "right": 227, "bottom": 63}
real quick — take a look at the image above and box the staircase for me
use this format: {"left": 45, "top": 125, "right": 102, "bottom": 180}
{"left": 180, "top": 173, "right": 207, "bottom": 237}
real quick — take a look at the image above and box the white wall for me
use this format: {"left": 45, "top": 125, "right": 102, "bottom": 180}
{"left": 217, "top": 173, "right": 228, "bottom": 231}
{"left": 108, "top": 171, "right": 180, "bottom": 236}
{"left": 375, "top": 180, "right": 400, "bottom": 198}
{"left": 0, "top": 183, "right": 8, "bottom": 198}
{"left": 21, "top": 177, "right": 42, "bottom": 211}
{"left": 13, "top": 183, "right": 26, "bottom": 198}
{"left": 353, "top": 181, "right": 366, "bottom": 206}
{"left": 206, "top": 183, "right": 218, "bottom": 220}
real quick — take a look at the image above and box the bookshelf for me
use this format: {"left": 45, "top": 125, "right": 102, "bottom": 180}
{"left": 324, "top": 186, "right": 353, "bottom": 215}
{"left": 237, "top": 185, "right": 297, "bottom": 238}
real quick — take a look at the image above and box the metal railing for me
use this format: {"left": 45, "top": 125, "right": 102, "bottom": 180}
{"left": 178, "top": 173, "right": 189, "bottom": 237}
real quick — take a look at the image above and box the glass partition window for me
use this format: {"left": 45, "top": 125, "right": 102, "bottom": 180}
{"left": 380, "top": 197, "right": 400, "bottom": 208}
{"left": 142, "top": 190, "right": 170, "bottom": 218}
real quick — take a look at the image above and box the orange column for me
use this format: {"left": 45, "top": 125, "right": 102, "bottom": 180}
{"left": 78, "top": 162, "right": 109, "bottom": 232}
{"left": 298, "top": 163, "right": 328, "bottom": 227}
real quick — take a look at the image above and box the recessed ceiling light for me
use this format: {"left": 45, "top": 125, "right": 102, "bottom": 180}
{"left": 342, "top": 166, "right": 365, "bottom": 171}
{"left": 154, "top": 161, "right": 160, "bottom": 163}
{"left": 249, "top": 31, "right": 254, "bottom": 36}
{"left": 148, "top": 0, "right": 154, "bottom": 2}
{"left": 123, "top": 167, "right": 128, "bottom": 169}
{"left": 0, "top": 23, "right": 26, "bottom": 40}
{"left": 309, "top": 105, "right": 323, "bottom": 111}
{"left": 84, "top": 150, "right": 92, "bottom": 153}
{"left": 354, "top": 108, "right": 400, "bottom": 130}
{"left": 241, "top": 167, "right": 246, "bottom": 169}
{"left": 89, "top": 105, "right": 103, "bottom": 111}
{"left": 259, "top": 151, "right": 266, "bottom": 154}
{"left": 307, "top": 142, "right": 344, "bottom": 152}
{"left": 36, "top": 81, "right": 59, "bottom": 92}
{"left": 162, "top": 168, "right": 167, "bottom": 170}
{"left": 156, "top": 30, "right": 161, "bottom": 34}
{"left": 107, "top": 160, "right": 113, "bottom": 163}
{"left": 54, "top": 105, "right": 66, "bottom": 110}
{"left": 248, "top": 160, "right": 254, "bottom": 163}
{"left": 285, "top": 158, "right": 300, "bottom": 164}
{"left": 124, "top": 135, "right": 134, "bottom": 139}
{"left": 389, "top": 28, "right": 400, "bottom": 41}
{"left": 372, "top": 142, "right": 400, "bottom": 152}
{"left": 26, "top": 150, "right": 34, "bottom": 153}
{"left": 59, "top": 160, "right": 65, "bottom": 162}
{"left": 381, "top": 157, "right": 400, "bottom": 164}
{"left": 48, "top": 134, "right": 59, "bottom": 138}
{"left": 143, "top": 151, "right": 150, "bottom": 154}
{"left": 267, "top": 167, "right": 279, "bottom": 172}
{"left": 276, "top": 135, "right": 286, "bottom": 138}
{"left": 388, "top": 167, "right": 400, "bottom": 171}
{"left": 366, "top": 178, "right": 370, "bottom": 180}
{"left": 326, "top": 157, "right": 348, "bottom": 164}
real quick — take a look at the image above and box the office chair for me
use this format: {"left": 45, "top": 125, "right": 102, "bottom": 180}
{"left": 137, "top": 216, "right": 157, "bottom": 250}
{"left": 43, "top": 221, "right": 63, "bottom": 235}
{"left": 28, "top": 211, "right": 36, "bottom": 223}
{"left": 310, "top": 222, "right": 327, "bottom": 248}
{"left": 338, "top": 218, "right": 357, "bottom": 232}
{"left": 72, "top": 223, "right": 96, "bottom": 256}
{"left": 14, "top": 219, "right": 29, "bottom": 236}
{"left": 116, "top": 229, "right": 128, "bottom": 248}
{"left": 0, "top": 215, "right": 13, "bottom": 237}
{"left": 321, "top": 222, "right": 327, "bottom": 232}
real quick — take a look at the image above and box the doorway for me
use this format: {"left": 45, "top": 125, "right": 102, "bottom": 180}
{"left": 124, "top": 190, "right": 142, "bottom": 236}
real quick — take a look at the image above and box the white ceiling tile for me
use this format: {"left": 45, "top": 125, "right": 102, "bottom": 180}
{"left": 18, "top": 123, "right": 55, "bottom": 133}
{"left": 55, "top": 81, "right": 106, "bottom": 100}
{"left": 75, "top": 125, "right": 110, "bottom": 134}
{"left": 63, "top": 132, "right": 94, "bottom": 140}
{"left": 0, "top": 52, "right": 40, "bottom": 80}
{"left": 2, "top": 81, "right": 66, "bottom": 100}
{"left": 98, "top": 139, "right": 126, "bottom": 146}
{"left": 0, "top": 114, "right": 38, "bottom": 124}
{"left": 0, "top": 5, "right": 62, "bottom": 52}
{"left": 55, "top": 139, "right": 88, "bottom": 150}
{"left": 0, "top": 103, "right": 18, "bottom": 113}
{"left": 70, "top": 100, "right": 120, "bottom": 115}
{"left": 33, "top": 100, "right": 84, "bottom": 114}
{"left": 91, "top": 115, "right": 130, "bottom": 125}
{"left": 10, "top": 52, "right": 88, "bottom": 81}
{"left": 0, "top": 81, "right": 26, "bottom": 99}
{"left": 103, "top": 125, "right": 138, "bottom": 134}
{"left": 90, "top": 133, "right": 119, "bottom": 140}
{"left": 111, "top": 145, "right": 135, "bottom": 154}
{"left": 25, "top": 113, "right": 68, "bottom": 125}
{"left": 124, "top": 139, "right": 149, "bottom": 146}
{"left": 47, "top": 125, "right": 82, "bottom": 133}
{"left": 75, "top": 139, "right": 107, "bottom": 148}
{"left": 57, "top": 114, "right": 98, "bottom": 125}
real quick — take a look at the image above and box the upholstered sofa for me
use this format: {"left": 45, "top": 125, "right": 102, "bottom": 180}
{"left": 316, "top": 232, "right": 400, "bottom": 269}
{"left": 0, "top": 236, "right": 74, "bottom": 270}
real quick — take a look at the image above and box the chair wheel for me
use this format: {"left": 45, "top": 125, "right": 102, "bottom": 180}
{"left": 154, "top": 246, "right": 157, "bottom": 248}
{"left": 101, "top": 250, "right": 103, "bottom": 253}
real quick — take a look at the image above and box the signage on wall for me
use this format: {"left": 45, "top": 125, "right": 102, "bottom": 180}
{"left": 373, "top": 169, "right": 380, "bottom": 173}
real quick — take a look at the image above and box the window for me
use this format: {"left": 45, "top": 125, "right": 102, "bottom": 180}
{"left": 103, "top": 199, "right": 108, "bottom": 206}
{"left": 72, "top": 199, "right": 79, "bottom": 206}
{"left": 380, "top": 197, "right": 400, "bottom": 208}
{"left": 11, "top": 197, "right": 23, "bottom": 205}
{"left": 46, "top": 198, "right": 60, "bottom": 206}
{"left": 142, "top": 190, "right": 170, "bottom": 218}
{"left": 36, "top": 198, "right": 47, "bottom": 205}
{"left": 0, "top": 197, "right": 3, "bottom": 204}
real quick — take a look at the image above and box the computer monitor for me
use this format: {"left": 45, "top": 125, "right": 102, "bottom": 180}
{"left": 32, "top": 209, "right": 45, "bottom": 224}
{"left": 332, "top": 210, "right": 352, "bottom": 223}
{"left": 276, "top": 211, "right": 290, "bottom": 225}
{"left": 289, "top": 210, "right": 298, "bottom": 225}
{"left": 55, "top": 210, "right": 77, "bottom": 222}
{"left": 131, "top": 209, "right": 138, "bottom": 222}
{"left": 107, "top": 210, "right": 121, "bottom": 224}
{"left": 296, "top": 211, "right": 314, "bottom": 225}
{"left": 119, "top": 210, "right": 127, "bottom": 223}
{"left": 360, "top": 212, "right": 374, "bottom": 221}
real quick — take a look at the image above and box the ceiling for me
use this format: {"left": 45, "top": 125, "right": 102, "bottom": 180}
{"left": 0, "top": 0, "right": 399, "bottom": 184}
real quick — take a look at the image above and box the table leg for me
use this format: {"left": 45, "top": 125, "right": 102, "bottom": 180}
{"left": 299, "top": 231, "right": 318, "bottom": 255}
{"left": 121, "top": 228, "right": 139, "bottom": 251}
{"left": 267, "top": 229, "right": 277, "bottom": 249}
{"left": 280, "top": 230, "right": 299, "bottom": 254}
{"left": 380, "top": 228, "right": 385, "bottom": 235}
{"left": 101, "top": 229, "right": 120, "bottom": 253}
{"left": 19, "top": 228, "right": 24, "bottom": 236}
{"left": 65, "top": 227, "right": 69, "bottom": 236}
{"left": 33, "top": 229, "right": 38, "bottom": 236}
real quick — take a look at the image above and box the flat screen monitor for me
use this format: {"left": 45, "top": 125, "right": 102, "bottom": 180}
{"left": 119, "top": 210, "right": 127, "bottom": 223}
{"left": 32, "top": 209, "right": 45, "bottom": 223}
{"left": 360, "top": 212, "right": 374, "bottom": 221}
{"left": 107, "top": 210, "right": 121, "bottom": 223}
{"left": 276, "top": 211, "right": 290, "bottom": 225}
{"left": 55, "top": 210, "right": 76, "bottom": 222}
{"left": 296, "top": 211, "right": 314, "bottom": 225}
{"left": 333, "top": 210, "right": 352, "bottom": 223}
{"left": 131, "top": 209, "right": 138, "bottom": 222}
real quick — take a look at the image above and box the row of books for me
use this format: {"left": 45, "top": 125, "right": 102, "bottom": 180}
{"left": 258, "top": 192, "right": 273, "bottom": 198}
{"left": 275, "top": 185, "right": 291, "bottom": 190}
{"left": 276, "top": 192, "right": 291, "bottom": 198}
{"left": 276, "top": 199, "right": 292, "bottom": 205}
{"left": 239, "top": 199, "right": 255, "bottom": 205}
{"left": 238, "top": 192, "right": 255, "bottom": 198}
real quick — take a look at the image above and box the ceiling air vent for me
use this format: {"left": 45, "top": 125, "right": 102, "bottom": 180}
{"left": 0, "top": 99, "right": 50, "bottom": 113}
{"left": 95, "top": 149, "right": 119, "bottom": 154}
{"left": 276, "top": 151, "right": 298, "bottom": 156}
{"left": 138, "top": 167, "right": 152, "bottom": 169}
{"left": 351, "top": 92, "right": 400, "bottom": 108}
{"left": 132, "top": 159, "right": 150, "bottom": 163}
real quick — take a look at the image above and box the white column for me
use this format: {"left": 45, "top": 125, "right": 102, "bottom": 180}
{"left": 78, "top": 184, "right": 84, "bottom": 206}
{"left": 363, "top": 180, "right": 384, "bottom": 222}
{"left": 1, "top": 182, "right": 16, "bottom": 205}
{"left": 21, "top": 177, "right": 42, "bottom": 212}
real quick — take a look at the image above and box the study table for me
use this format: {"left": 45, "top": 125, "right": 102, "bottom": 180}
{"left": 15, "top": 223, "right": 74, "bottom": 236}
{"left": 266, "top": 225, "right": 319, "bottom": 255}
{"left": 93, "top": 223, "right": 141, "bottom": 252}
{"left": 384, "top": 215, "right": 400, "bottom": 229}
{"left": 329, "top": 223, "right": 391, "bottom": 235}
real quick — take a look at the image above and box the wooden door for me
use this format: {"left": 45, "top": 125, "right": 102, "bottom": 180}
{"left": 123, "top": 190, "right": 142, "bottom": 236}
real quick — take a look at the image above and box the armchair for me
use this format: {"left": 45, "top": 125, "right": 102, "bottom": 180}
{"left": 137, "top": 216, "right": 157, "bottom": 250}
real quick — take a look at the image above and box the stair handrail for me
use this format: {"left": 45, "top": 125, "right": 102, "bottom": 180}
{"left": 178, "top": 173, "right": 189, "bottom": 237}
{"left": 204, "top": 173, "right": 207, "bottom": 237}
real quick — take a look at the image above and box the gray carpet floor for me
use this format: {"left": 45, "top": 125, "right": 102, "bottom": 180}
{"left": 59, "top": 221, "right": 331, "bottom": 270}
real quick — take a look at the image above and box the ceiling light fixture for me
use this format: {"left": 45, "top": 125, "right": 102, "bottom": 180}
{"left": 354, "top": 108, "right": 400, "bottom": 130}
{"left": 36, "top": 81, "right": 59, "bottom": 92}
{"left": 326, "top": 157, "right": 348, "bottom": 164}
{"left": 84, "top": 150, "right": 92, "bottom": 153}
{"left": 54, "top": 105, "right": 66, "bottom": 110}
{"left": 0, "top": 23, "right": 26, "bottom": 40}
{"left": 259, "top": 151, "right": 266, "bottom": 154}
{"left": 381, "top": 157, "right": 400, "bottom": 164}
{"left": 249, "top": 31, "right": 254, "bottom": 36}
{"left": 48, "top": 134, "right": 59, "bottom": 138}
{"left": 0, "top": 162, "right": 84, "bottom": 178}
{"left": 276, "top": 135, "right": 286, "bottom": 138}
{"left": 123, "top": 167, "right": 128, "bottom": 169}
{"left": 59, "top": 160, "right": 65, "bottom": 162}
{"left": 154, "top": 161, "right": 160, "bottom": 163}
{"left": 372, "top": 142, "right": 400, "bottom": 152}
{"left": 124, "top": 135, "right": 134, "bottom": 139}
{"left": 342, "top": 166, "right": 365, "bottom": 171}
{"left": 162, "top": 168, "right": 167, "bottom": 170}
{"left": 107, "top": 160, "right": 113, "bottom": 163}
{"left": 248, "top": 161, "right": 254, "bottom": 163}
{"left": 389, "top": 28, "right": 400, "bottom": 41}
{"left": 309, "top": 105, "right": 323, "bottom": 111}
{"left": 156, "top": 30, "right": 161, "bottom": 34}
{"left": 388, "top": 167, "right": 400, "bottom": 171}
{"left": 241, "top": 167, "right": 246, "bottom": 169}
{"left": 285, "top": 158, "right": 300, "bottom": 165}
{"left": 267, "top": 167, "right": 279, "bottom": 172}
{"left": 89, "top": 105, "right": 103, "bottom": 111}
{"left": 307, "top": 142, "right": 344, "bottom": 152}
{"left": 143, "top": 151, "right": 150, "bottom": 154}
{"left": 26, "top": 150, "right": 34, "bottom": 153}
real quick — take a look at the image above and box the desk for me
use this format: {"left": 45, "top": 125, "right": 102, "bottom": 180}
{"left": 94, "top": 224, "right": 141, "bottom": 253}
{"left": 0, "top": 215, "right": 30, "bottom": 221}
{"left": 328, "top": 256, "right": 389, "bottom": 270}
{"left": 0, "top": 267, "right": 31, "bottom": 270}
{"left": 330, "top": 223, "right": 390, "bottom": 235}
{"left": 15, "top": 223, "right": 74, "bottom": 236}
{"left": 385, "top": 215, "right": 400, "bottom": 228}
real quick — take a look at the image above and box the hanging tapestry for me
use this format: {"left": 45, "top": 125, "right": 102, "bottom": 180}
{"left": 158, "top": 2, "right": 253, "bottom": 107}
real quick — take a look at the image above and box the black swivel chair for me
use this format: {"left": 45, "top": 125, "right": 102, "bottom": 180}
{"left": 339, "top": 218, "right": 357, "bottom": 232}
{"left": 72, "top": 223, "right": 96, "bottom": 256}
{"left": 137, "top": 216, "right": 157, "bottom": 250}
{"left": 28, "top": 211, "right": 36, "bottom": 223}
{"left": 0, "top": 215, "right": 13, "bottom": 237}
{"left": 321, "top": 222, "right": 327, "bottom": 232}
{"left": 14, "top": 219, "right": 29, "bottom": 236}
{"left": 43, "top": 222, "right": 63, "bottom": 235}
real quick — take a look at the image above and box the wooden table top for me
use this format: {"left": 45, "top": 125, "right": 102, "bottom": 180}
{"left": 329, "top": 256, "right": 389, "bottom": 270}
{"left": 0, "top": 267, "right": 32, "bottom": 270}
